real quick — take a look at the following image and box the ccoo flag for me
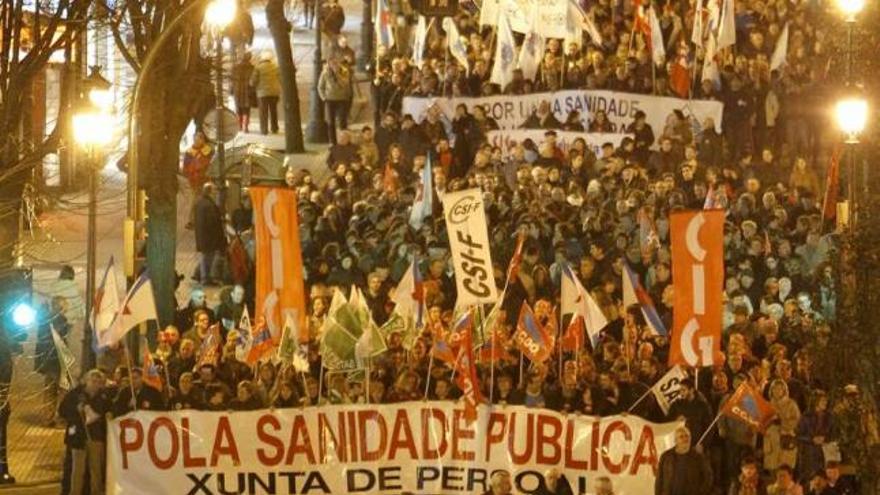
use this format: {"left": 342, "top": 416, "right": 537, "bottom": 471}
{"left": 721, "top": 382, "right": 776, "bottom": 432}
{"left": 513, "top": 302, "right": 554, "bottom": 363}
{"left": 622, "top": 259, "right": 667, "bottom": 336}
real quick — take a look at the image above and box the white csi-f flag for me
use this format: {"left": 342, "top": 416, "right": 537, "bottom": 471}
{"left": 651, "top": 365, "right": 688, "bottom": 414}
{"left": 770, "top": 23, "right": 789, "bottom": 72}
{"left": 716, "top": 0, "right": 736, "bottom": 50}
{"left": 518, "top": 5, "right": 545, "bottom": 81}
{"left": 91, "top": 257, "right": 120, "bottom": 344}
{"left": 100, "top": 271, "right": 158, "bottom": 347}
{"left": 560, "top": 263, "right": 608, "bottom": 347}
{"left": 413, "top": 15, "right": 428, "bottom": 69}
{"left": 441, "top": 189, "right": 499, "bottom": 307}
{"left": 490, "top": 5, "right": 517, "bottom": 88}
{"left": 409, "top": 155, "right": 433, "bottom": 229}
{"left": 443, "top": 17, "right": 471, "bottom": 74}
{"left": 647, "top": 6, "right": 666, "bottom": 67}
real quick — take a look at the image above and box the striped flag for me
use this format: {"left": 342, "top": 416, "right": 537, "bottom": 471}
{"left": 375, "top": 0, "right": 395, "bottom": 49}
{"left": 247, "top": 318, "right": 274, "bottom": 365}
{"left": 561, "top": 263, "right": 608, "bottom": 347}
{"left": 91, "top": 257, "right": 120, "bottom": 347}
{"left": 622, "top": 259, "right": 667, "bottom": 336}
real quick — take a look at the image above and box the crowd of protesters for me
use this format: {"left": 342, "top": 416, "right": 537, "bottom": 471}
{"left": 49, "top": 0, "right": 877, "bottom": 494}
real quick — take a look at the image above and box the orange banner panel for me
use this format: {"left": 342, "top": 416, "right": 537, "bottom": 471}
{"left": 250, "top": 187, "right": 307, "bottom": 342}
{"left": 669, "top": 210, "right": 724, "bottom": 368}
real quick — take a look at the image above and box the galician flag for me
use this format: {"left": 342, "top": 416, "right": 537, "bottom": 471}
{"left": 51, "top": 325, "right": 76, "bottom": 390}
{"left": 409, "top": 156, "right": 433, "bottom": 230}
{"left": 413, "top": 15, "right": 428, "bottom": 69}
{"left": 561, "top": 263, "right": 608, "bottom": 347}
{"left": 490, "top": 5, "right": 516, "bottom": 88}
{"left": 101, "top": 271, "right": 158, "bottom": 347}
{"left": 622, "top": 259, "right": 667, "bottom": 336}
{"left": 375, "top": 0, "right": 395, "bottom": 49}
{"left": 390, "top": 256, "right": 425, "bottom": 329}
{"left": 716, "top": 0, "right": 736, "bottom": 50}
{"left": 647, "top": 6, "right": 666, "bottom": 67}
{"left": 91, "top": 258, "right": 120, "bottom": 347}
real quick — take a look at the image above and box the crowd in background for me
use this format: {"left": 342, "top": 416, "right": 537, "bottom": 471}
{"left": 47, "top": 0, "right": 875, "bottom": 494}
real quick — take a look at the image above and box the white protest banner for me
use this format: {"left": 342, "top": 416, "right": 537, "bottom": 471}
{"left": 651, "top": 365, "right": 688, "bottom": 414}
{"left": 402, "top": 89, "right": 724, "bottom": 148}
{"left": 442, "top": 189, "right": 499, "bottom": 306}
{"left": 486, "top": 129, "right": 631, "bottom": 158}
{"left": 534, "top": 0, "right": 568, "bottom": 39}
{"left": 107, "top": 403, "right": 681, "bottom": 495}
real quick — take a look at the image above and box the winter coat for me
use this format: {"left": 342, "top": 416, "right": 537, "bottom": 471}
{"left": 194, "top": 194, "right": 227, "bottom": 253}
{"left": 58, "top": 385, "right": 112, "bottom": 447}
{"left": 655, "top": 448, "right": 714, "bottom": 495}
{"left": 318, "top": 65, "right": 353, "bottom": 102}
{"left": 764, "top": 381, "right": 801, "bottom": 471}
{"left": 232, "top": 59, "right": 256, "bottom": 109}
{"left": 249, "top": 59, "right": 281, "bottom": 98}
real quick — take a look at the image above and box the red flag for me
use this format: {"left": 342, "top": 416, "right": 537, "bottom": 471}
{"left": 512, "top": 302, "right": 554, "bottom": 363}
{"left": 670, "top": 56, "right": 691, "bottom": 98}
{"left": 453, "top": 315, "right": 484, "bottom": 423}
{"left": 560, "top": 316, "right": 584, "bottom": 352}
{"left": 506, "top": 232, "right": 526, "bottom": 284}
{"left": 721, "top": 382, "right": 776, "bottom": 432}
{"left": 822, "top": 148, "right": 841, "bottom": 220}
{"left": 383, "top": 161, "right": 399, "bottom": 195}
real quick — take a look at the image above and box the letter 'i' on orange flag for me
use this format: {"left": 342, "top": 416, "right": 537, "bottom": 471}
{"left": 721, "top": 382, "right": 776, "bottom": 432}
{"left": 669, "top": 210, "right": 724, "bottom": 368}
{"left": 249, "top": 187, "right": 307, "bottom": 342}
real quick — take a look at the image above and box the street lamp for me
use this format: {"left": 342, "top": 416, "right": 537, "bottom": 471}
{"left": 75, "top": 67, "right": 114, "bottom": 371}
{"left": 838, "top": 0, "right": 864, "bottom": 20}
{"left": 836, "top": 97, "right": 868, "bottom": 143}
{"left": 306, "top": 7, "right": 328, "bottom": 143}
{"left": 205, "top": 0, "right": 237, "bottom": 213}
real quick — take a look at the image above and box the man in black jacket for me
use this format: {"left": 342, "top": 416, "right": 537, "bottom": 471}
{"left": 655, "top": 426, "right": 713, "bottom": 495}
{"left": 59, "top": 369, "right": 111, "bottom": 495}
{"left": 194, "top": 183, "right": 226, "bottom": 286}
{"left": 112, "top": 368, "right": 164, "bottom": 416}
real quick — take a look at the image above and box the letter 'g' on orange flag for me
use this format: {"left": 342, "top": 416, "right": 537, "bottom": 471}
{"left": 250, "top": 187, "right": 307, "bottom": 343}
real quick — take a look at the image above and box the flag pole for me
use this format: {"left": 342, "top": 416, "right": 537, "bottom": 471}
{"left": 627, "top": 387, "right": 653, "bottom": 413}
{"left": 424, "top": 352, "right": 434, "bottom": 400}
{"left": 365, "top": 357, "right": 372, "bottom": 404}
{"left": 317, "top": 364, "right": 325, "bottom": 405}
{"left": 696, "top": 409, "right": 723, "bottom": 446}
{"left": 518, "top": 349, "right": 524, "bottom": 386}
{"left": 122, "top": 337, "right": 139, "bottom": 411}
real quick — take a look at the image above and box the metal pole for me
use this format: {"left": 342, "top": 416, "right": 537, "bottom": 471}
{"left": 306, "top": 7, "right": 328, "bottom": 143}
{"left": 358, "top": 0, "right": 373, "bottom": 72}
{"left": 83, "top": 147, "right": 97, "bottom": 371}
{"left": 846, "top": 20, "right": 855, "bottom": 228}
{"left": 215, "top": 33, "right": 227, "bottom": 213}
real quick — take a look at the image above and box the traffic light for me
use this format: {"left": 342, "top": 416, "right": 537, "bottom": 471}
{"left": 0, "top": 267, "right": 33, "bottom": 341}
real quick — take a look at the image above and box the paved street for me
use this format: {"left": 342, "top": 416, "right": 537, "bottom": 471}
{"left": 2, "top": 0, "right": 367, "bottom": 488}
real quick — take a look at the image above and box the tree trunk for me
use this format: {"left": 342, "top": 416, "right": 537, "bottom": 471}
{"left": 266, "top": 0, "right": 305, "bottom": 154}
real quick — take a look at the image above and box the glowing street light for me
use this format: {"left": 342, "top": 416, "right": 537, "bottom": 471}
{"left": 838, "top": 0, "right": 865, "bottom": 20}
{"left": 10, "top": 302, "right": 36, "bottom": 328}
{"left": 205, "top": 0, "right": 237, "bottom": 29}
{"left": 836, "top": 97, "right": 869, "bottom": 143}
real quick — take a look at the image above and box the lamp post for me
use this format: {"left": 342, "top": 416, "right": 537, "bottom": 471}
{"left": 205, "top": 0, "right": 237, "bottom": 213}
{"left": 75, "top": 67, "right": 114, "bottom": 371}
{"left": 359, "top": 0, "right": 374, "bottom": 71}
{"left": 835, "top": 0, "right": 867, "bottom": 228}
{"left": 306, "top": 10, "right": 329, "bottom": 143}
